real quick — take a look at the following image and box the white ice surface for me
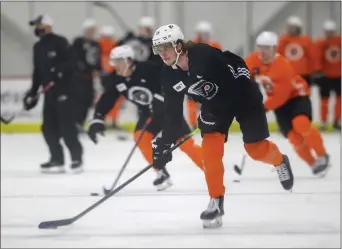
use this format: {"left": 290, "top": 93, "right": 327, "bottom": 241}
{"left": 1, "top": 132, "right": 340, "bottom": 248}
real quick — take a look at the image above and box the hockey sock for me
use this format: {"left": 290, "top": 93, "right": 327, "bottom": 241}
{"left": 287, "top": 130, "right": 315, "bottom": 166}
{"left": 179, "top": 137, "right": 204, "bottom": 170}
{"left": 292, "top": 115, "right": 326, "bottom": 157}
{"left": 334, "top": 95, "right": 341, "bottom": 122}
{"left": 244, "top": 140, "right": 283, "bottom": 166}
{"left": 134, "top": 130, "right": 154, "bottom": 164}
{"left": 187, "top": 99, "right": 199, "bottom": 128}
{"left": 320, "top": 97, "right": 329, "bottom": 123}
{"left": 202, "top": 133, "right": 225, "bottom": 198}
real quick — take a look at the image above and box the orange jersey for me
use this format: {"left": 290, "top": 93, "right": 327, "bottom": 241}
{"left": 315, "top": 35, "right": 341, "bottom": 78}
{"left": 277, "top": 34, "right": 318, "bottom": 75}
{"left": 193, "top": 39, "right": 222, "bottom": 50}
{"left": 98, "top": 37, "right": 118, "bottom": 73}
{"left": 245, "top": 51, "right": 310, "bottom": 111}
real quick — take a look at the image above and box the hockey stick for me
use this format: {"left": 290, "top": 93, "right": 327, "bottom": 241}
{"left": 1, "top": 82, "right": 54, "bottom": 124}
{"left": 92, "top": 1, "right": 130, "bottom": 32}
{"left": 102, "top": 118, "right": 151, "bottom": 195}
{"left": 233, "top": 154, "right": 247, "bottom": 175}
{"left": 38, "top": 128, "right": 199, "bottom": 229}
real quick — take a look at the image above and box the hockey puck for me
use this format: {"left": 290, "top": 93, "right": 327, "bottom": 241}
{"left": 233, "top": 179, "right": 240, "bottom": 183}
{"left": 90, "top": 192, "right": 100, "bottom": 196}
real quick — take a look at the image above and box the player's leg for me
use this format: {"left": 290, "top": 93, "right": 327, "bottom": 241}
{"left": 41, "top": 98, "right": 65, "bottom": 173}
{"left": 332, "top": 77, "right": 341, "bottom": 130}
{"left": 318, "top": 77, "right": 331, "bottom": 131}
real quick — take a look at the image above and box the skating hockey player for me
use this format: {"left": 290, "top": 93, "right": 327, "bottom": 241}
{"left": 245, "top": 31, "right": 330, "bottom": 177}
{"left": 24, "top": 14, "right": 83, "bottom": 173}
{"left": 151, "top": 24, "right": 294, "bottom": 228}
{"left": 277, "top": 16, "right": 318, "bottom": 87}
{"left": 314, "top": 20, "right": 341, "bottom": 131}
{"left": 87, "top": 45, "right": 203, "bottom": 190}
{"left": 71, "top": 18, "right": 101, "bottom": 129}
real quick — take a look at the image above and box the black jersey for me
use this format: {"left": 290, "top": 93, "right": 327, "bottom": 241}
{"left": 95, "top": 61, "right": 164, "bottom": 118}
{"left": 160, "top": 43, "right": 253, "bottom": 143}
{"left": 71, "top": 37, "right": 101, "bottom": 75}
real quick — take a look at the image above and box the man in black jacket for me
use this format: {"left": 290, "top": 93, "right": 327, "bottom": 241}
{"left": 24, "top": 14, "right": 83, "bottom": 174}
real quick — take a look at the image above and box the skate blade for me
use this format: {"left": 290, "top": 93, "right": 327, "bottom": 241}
{"left": 71, "top": 167, "right": 83, "bottom": 174}
{"left": 156, "top": 179, "right": 173, "bottom": 191}
{"left": 41, "top": 167, "right": 65, "bottom": 174}
{"left": 202, "top": 216, "right": 223, "bottom": 229}
{"left": 317, "top": 163, "right": 332, "bottom": 178}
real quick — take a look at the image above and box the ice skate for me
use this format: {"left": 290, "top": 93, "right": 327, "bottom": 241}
{"left": 275, "top": 155, "right": 294, "bottom": 191}
{"left": 40, "top": 161, "right": 65, "bottom": 174}
{"left": 71, "top": 160, "right": 83, "bottom": 174}
{"left": 200, "top": 196, "right": 224, "bottom": 229}
{"left": 312, "top": 154, "right": 330, "bottom": 177}
{"left": 153, "top": 168, "right": 173, "bottom": 191}
{"left": 320, "top": 122, "right": 328, "bottom": 132}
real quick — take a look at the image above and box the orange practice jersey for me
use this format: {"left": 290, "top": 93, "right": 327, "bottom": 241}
{"left": 245, "top": 51, "right": 310, "bottom": 111}
{"left": 277, "top": 34, "right": 318, "bottom": 76}
{"left": 98, "top": 37, "right": 118, "bottom": 73}
{"left": 315, "top": 35, "right": 341, "bottom": 78}
{"left": 193, "top": 39, "right": 222, "bottom": 50}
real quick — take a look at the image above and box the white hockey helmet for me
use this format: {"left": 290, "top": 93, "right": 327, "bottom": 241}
{"left": 152, "top": 24, "right": 184, "bottom": 53}
{"left": 323, "top": 20, "right": 337, "bottom": 31}
{"left": 138, "top": 16, "right": 155, "bottom": 29}
{"left": 256, "top": 31, "right": 278, "bottom": 46}
{"left": 109, "top": 45, "right": 135, "bottom": 66}
{"left": 196, "top": 21, "right": 212, "bottom": 34}
{"left": 287, "top": 16, "right": 303, "bottom": 27}
{"left": 100, "top": 25, "right": 115, "bottom": 37}
{"left": 82, "top": 18, "right": 96, "bottom": 30}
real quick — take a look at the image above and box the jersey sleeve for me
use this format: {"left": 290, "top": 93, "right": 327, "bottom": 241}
{"left": 263, "top": 59, "right": 293, "bottom": 110}
{"left": 55, "top": 36, "right": 75, "bottom": 75}
{"left": 314, "top": 39, "right": 325, "bottom": 72}
{"left": 305, "top": 36, "right": 319, "bottom": 73}
{"left": 30, "top": 43, "right": 41, "bottom": 94}
{"left": 94, "top": 74, "right": 121, "bottom": 117}
{"left": 277, "top": 35, "right": 287, "bottom": 56}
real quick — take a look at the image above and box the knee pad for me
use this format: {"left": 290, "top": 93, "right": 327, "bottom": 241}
{"left": 292, "top": 115, "right": 312, "bottom": 135}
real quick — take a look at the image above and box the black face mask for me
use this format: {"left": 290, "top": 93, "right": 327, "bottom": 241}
{"left": 34, "top": 28, "right": 45, "bottom": 38}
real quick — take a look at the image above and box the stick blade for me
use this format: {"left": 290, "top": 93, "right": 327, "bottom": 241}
{"left": 233, "top": 165, "right": 242, "bottom": 175}
{"left": 102, "top": 186, "right": 111, "bottom": 196}
{"left": 38, "top": 218, "right": 74, "bottom": 229}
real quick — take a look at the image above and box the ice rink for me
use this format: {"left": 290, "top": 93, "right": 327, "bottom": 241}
{"left": 1, "top": 132, "right": 340, "bottom": 248}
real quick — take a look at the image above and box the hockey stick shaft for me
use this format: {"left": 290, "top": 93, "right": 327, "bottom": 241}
{"left": 38, "top": 128, "right": 200, "bottom": 229}
{"left": 92, "top": 1, "right": 130, "bottom": 32}
{"left": 104, "top": 118, "right": 151, "bottom": 193}
{"left": 2, "top": 82, "right": 54, "bottom": 124}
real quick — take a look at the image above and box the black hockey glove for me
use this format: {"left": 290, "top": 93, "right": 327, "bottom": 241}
{"left": 87, "top": 113, "right": 105, "bottom": 144}
{"left": 23, "top": 91, "right": 38, "bottom": 111}
{"left": 152, "top": 137, "right": 173, "bottom": 170}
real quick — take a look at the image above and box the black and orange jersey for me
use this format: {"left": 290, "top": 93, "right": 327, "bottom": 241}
{"left": 245, "top": 51, "right": 310, "bottom": 111}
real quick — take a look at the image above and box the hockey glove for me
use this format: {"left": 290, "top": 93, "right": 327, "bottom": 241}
{"left": 152, "top": 137, "right": 173, "bottom": 170}
{"left": 23, "top": 91, "right": 39, "bottom": 111}
{"left": 87, "top": 113, "right": 105, "bottom": 144}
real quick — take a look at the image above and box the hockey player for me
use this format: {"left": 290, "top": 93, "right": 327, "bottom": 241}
{"left": 118, "top": 17, "right": 161, "bottom": 63}
{"left": 151, "top": 24, "right": 293, "bottom": 228}
{"left": 277, "top": 16, "right": 318, "bottom": 87}
{"left": 187, "top": 21, "right": 223, "bottom": 130}
{"left": 245, "top": 31, "right": 330, "bottom": 176}
{"left": 87, "top": 45, "right": 203, "bottom": 190}
{"left": 71, "top": 18, "right": 101, "bottom": 129}
{"left": 25, "top": 14, "right": 83, "bottom": 173}
{"left": 315, "top": 20, "right": 341, "bottom": 131}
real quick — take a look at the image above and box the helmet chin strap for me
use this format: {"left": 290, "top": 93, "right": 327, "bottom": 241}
{"left": 171, "top": 46, "right": 182, "bottom": 66}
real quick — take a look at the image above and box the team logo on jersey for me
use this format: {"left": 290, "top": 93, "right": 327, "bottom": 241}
{"left": 47, "top": 51, "right": 57, "bottom": 58}
{"left": 141, "top": 78, "right": 146, "bottom": 83}
{"left": 127, "top": 86, "right": 153, "bottom": 106}
{"left": 188, "top": 79, "right": 218, "bottom": 100}
{"left": 173, "top": 81, "right": 186, "bottom": 92}
{"left": 124, "top": 39, "right": 150, "bottom": 62}
{"left": 325, "top": 46, "right": 340, "bottom": 63}
{"left": 116, "top": 83, "right": 128, "bottom": 92}
{"left": 284, "top": 43, "right": 304, "bottom": 61}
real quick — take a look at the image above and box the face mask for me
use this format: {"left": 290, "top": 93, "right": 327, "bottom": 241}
{"left": 34, "top": 27, "right": 45, "bottom": 37}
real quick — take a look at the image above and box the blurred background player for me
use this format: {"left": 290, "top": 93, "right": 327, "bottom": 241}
{"left": 315, "top": 20, "right": 341, "bottom": 131}
{"left": 71, "top": 18, "right": 101, "bottom": 130}
{"left": 246, "top": 31, "right": 330, "bottom": 176}
{"left": 87, "top": 45, "right": 203, "bottom": 190}
{"left": 24, "top": 14, "right": 83, "bottom": 173}
{"left": 277, "top": 16, "right": 318, "bottom": 88}
{"left": 119, "top": 16, "right": 161, "bottom": 63}
{"left": 98, "top": 25, "right": 124, "bottom": 129}
{"left": 187, "top": 21, "right": 222, "bottom": 130}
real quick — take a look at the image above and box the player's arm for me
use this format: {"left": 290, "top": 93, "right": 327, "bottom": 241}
{"left": 314, "top": 39, "right": 325, "bottom": 73}
{"left": 306, "top": 36, "right": 320, "bottom": 73}
{"left": 263, "top": 61, "right": 293, "bottom": 111}
{"left": 276, "top": 35, "right": 286, "bottom": 56}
